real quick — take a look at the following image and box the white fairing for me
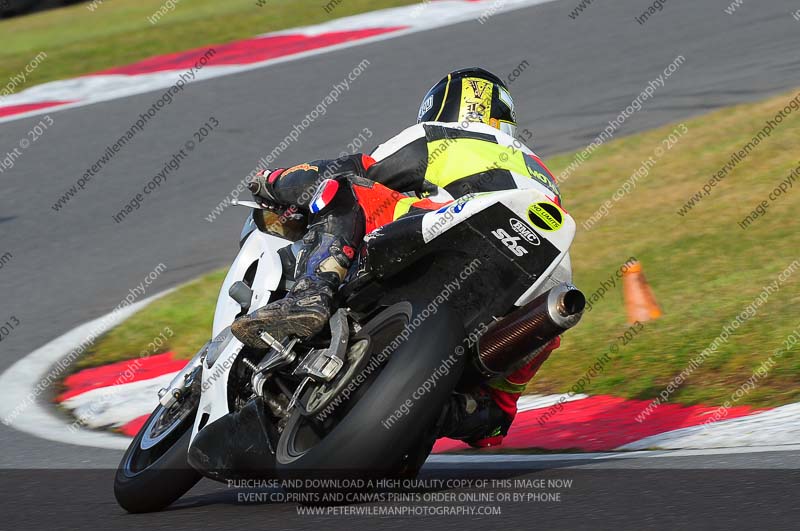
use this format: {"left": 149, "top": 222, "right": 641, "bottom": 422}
{"left": 419, "top": 186, "right": 575, "bottom": 307}
{"left": 191, "top": 230, "right": 290, "bottom": 442}
{"left": 212, "top": 230, "right": 289, "bottom": 336}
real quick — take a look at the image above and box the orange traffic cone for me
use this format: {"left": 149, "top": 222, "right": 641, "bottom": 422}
{"left": 623, "top": 261, "right": 662, "bottom": 323}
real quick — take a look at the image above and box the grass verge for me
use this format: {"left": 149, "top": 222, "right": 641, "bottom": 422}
{"left": 76, "top": 87, "right": 800, "bottom": 408}
{"left": 1, "top": 0, "right": 419, "bottom": 94}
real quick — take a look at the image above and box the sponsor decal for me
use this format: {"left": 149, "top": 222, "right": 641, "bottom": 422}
{"left": 437, "top": 201, "right": 467, "bottom": 215}
{"left": 509, "top": 217, "right": 540, "bottom": 245}
{"left": 435, "top": 194, "right": 480, "bottom": 215}
{"left": 527, "top": 201, "right": 564, "bottom": 232}
{"left": 467, "top": 79, "right": 489, "bottom": 99}
{"left": 524, "top": 154, "right": 561, "bottom": 197}
{"left": 491, "top": 228, "right": 528, "bottom": 257}
{"left": 283, "top": 163, "right": 319, "bottom": 175}
{"left": 460, "top": 77, "right": 493, "bottom": 124}
{"left": 466, "top": 204, "right": 561, "bottom": 279}
{"left": 530, "top": 169, "right": 550, "bottom": 185}
{"left": 418, "top": 95, "right": 434, "bottom": 121}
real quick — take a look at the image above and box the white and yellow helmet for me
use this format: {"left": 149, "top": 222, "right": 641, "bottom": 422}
{"left": 417, "top": 67, "right": 517, "bottom": 137}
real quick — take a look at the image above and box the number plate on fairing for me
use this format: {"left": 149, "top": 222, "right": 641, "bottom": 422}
{"left": 420, "top": 188, "right": 574, "bottom": 293}
{"left": 464, "top": 203, "right": 561, "bottom": 285}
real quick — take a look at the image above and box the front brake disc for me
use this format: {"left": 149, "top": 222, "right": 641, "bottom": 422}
{"left": 299, "top": 339, "right": 371, "bottom": 417}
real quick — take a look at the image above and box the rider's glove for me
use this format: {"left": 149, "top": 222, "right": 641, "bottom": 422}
{"left": 247, "top": 169, "right": 284, "bottom": 208}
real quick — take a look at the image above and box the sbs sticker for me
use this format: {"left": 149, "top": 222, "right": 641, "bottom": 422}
{"left": 491, "top": 228, "right": 528, "bottom": 257}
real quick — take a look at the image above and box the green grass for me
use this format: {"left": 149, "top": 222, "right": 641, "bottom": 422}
{"left": 76, "top": 88, "right": 800, "bottom": 408}
{"left": 73, "top": 269, "right": 225, "bottom": 370}
{"left": 0, "top": 0, "right": 419, "bottom": 93}
{"left": 536, "top": 88, "right": 800, "bottom": 408}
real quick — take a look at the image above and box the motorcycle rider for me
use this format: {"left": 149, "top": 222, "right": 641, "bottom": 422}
{"left": 232, "top": 68, "right": 572, "bottom": 447}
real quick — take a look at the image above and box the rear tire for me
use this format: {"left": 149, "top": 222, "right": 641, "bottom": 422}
{"left": 275, "top": 301, "right": 465, "bottom": 477}
{"left": 114, "top": 403, "right": 201, "bottom": 513}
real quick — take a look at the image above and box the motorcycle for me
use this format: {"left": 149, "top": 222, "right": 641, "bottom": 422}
{"left": 113, "top": 184, "right": 585, "bottom": 513}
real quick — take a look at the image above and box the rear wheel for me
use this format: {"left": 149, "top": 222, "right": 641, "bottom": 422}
{"left": 275, "top": 301, "right": 465, "bottom": 478}
{"left": 114, "top": 394, "right": 201, "bottom": 513}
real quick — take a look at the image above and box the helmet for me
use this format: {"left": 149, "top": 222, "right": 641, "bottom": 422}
{"left": 417, "top": 67, "right": 517, "bottom": 137}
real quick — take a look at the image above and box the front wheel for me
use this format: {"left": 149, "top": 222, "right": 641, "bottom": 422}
{"left": 114, "top": 398, "right": 201, "bottom": 513}
{"left": 275, "top": 300, "right": 466, "bottom": 477}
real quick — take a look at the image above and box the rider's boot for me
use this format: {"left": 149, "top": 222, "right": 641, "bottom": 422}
{"left": 436, "top": 390, "right": 512, "bottom": 448}
{"left": 436, "top": 337, "right": 561, "bottom": 447}
{"left": 231, "top": 228, "right": 355, "bottom": 346}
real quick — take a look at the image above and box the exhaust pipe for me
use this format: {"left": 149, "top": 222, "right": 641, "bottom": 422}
{"left": 475, "top": 283, "right": 585, "bottom": 378}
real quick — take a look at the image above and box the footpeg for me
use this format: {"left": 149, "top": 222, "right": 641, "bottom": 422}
{"left": 293, "top": 309, "right": 349, "bottom": 382}
{"left": 248, "top": 335, "right": 298, "bottom": 397}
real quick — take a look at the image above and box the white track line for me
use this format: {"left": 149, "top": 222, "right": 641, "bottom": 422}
{"left": 0, "top": 291, "right": 173, "bottom": 450}
{"left": 619, "top": 403, "right": 800, "bottom": 450}
{"left": 0, "top": 0, "right": 559, "bottom": 125}
{"left": 516, "top": 393, "right": 588, "bottom": 412}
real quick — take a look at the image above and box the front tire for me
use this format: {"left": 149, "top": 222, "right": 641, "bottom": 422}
{"left": 114, "top": 402, "right": 201, "bottom": 513}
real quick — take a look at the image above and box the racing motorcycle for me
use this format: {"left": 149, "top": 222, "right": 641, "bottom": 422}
{"left": 113, "top": 183, "right": 585, "bottom": 513}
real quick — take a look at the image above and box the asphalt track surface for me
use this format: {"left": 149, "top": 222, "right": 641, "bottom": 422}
{"left": 0, "top": 0, "right": 799, "bottom": 528}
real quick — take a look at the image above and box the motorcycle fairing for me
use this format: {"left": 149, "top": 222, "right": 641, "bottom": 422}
{"left": 212, "top": 231, "right": 289, "bottom": 337}
{"left": 195, "top": 230, "right": 290, "bottom": 444}
{"left": 421, "top": 187, "right": 575, "bottom": 306}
